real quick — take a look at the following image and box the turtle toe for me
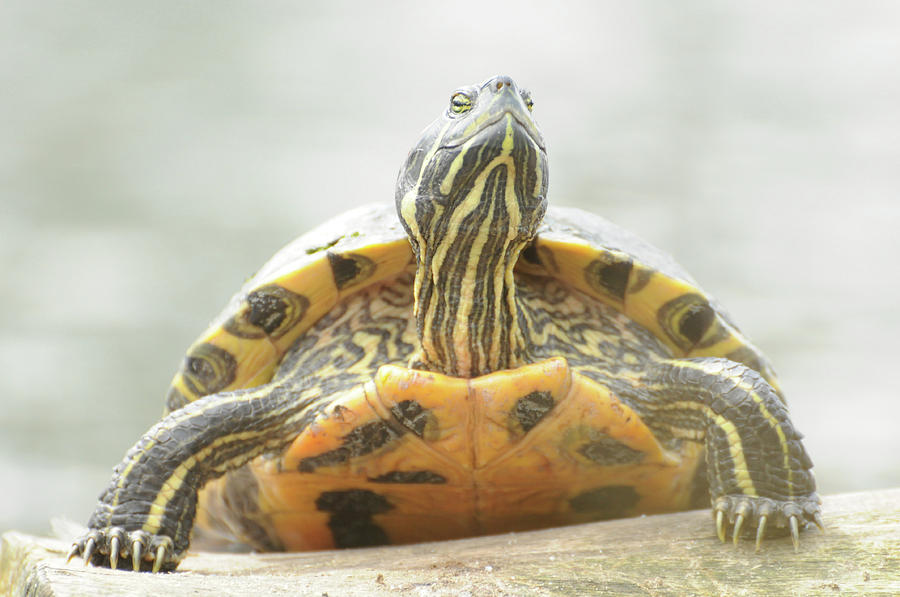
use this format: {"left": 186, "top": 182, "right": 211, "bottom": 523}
{"left": 712, "top": 493, "right": 823, "bottom": 550}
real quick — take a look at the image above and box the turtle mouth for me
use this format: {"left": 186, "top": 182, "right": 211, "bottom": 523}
{"left": 441, "top": 109, "right": 546, "bottom": 152}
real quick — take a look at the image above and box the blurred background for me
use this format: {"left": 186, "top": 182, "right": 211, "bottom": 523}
{"left": 2, "top": 1, "right": 898, "bottom": 536}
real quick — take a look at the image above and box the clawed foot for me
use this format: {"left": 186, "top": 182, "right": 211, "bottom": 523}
{"left": 713, "top": 495, "right": 823, "bottom": 551}
{"left": 68, "top": 527, "right": 180, "bottom": 572}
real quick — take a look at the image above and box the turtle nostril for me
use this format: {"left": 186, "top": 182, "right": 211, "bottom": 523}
{"left": 492, "top": 76, "right": 514, "bottom": 92}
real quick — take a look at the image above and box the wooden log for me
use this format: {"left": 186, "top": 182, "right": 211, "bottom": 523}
{"left": 2, "top": 488, "right": 898, "bottom": 596}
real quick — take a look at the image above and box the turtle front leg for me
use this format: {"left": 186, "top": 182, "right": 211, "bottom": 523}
{"left": 69, "top": 383, "right": 312, "bottom": 572}
{"left": 646, "top": 357, "right": 822, "bottom": 549}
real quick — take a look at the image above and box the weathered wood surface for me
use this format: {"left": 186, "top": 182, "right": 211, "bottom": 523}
{"left": 2, "top": 489, "right": 898, "bottom": 596}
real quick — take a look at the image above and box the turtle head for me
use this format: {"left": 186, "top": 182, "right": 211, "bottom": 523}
{"left": 395, "top": 75, "right": 549, "bottom": 259}
{"left": 395, "top": 76, "right": 549, "bottom": 377}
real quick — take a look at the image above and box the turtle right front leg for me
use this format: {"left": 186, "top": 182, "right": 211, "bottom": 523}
{"left": 69, "top": 383, "right": 312, "bottom": 572}
{"left": 645, "top": 357, "right": 822, "bottom": 549}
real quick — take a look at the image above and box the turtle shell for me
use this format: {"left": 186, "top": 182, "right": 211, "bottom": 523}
{"left": 165, "top": 202, "right": 781, "bottom": 551}
{"left": 168, "top": 203, "right": 777, "bottom": 413}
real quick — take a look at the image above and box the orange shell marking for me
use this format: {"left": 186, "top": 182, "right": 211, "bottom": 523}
{"left": 254, "top": 358, "right": 703, "bottom": 550}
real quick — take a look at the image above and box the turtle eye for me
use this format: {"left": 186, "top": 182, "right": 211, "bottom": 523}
{"left": 450, "top": 92, "right": 472, "bottom": 115}
{"left": 522, "top": 93, "right": 534, "bottom": 112}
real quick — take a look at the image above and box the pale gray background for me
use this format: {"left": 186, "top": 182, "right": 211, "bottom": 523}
{"left": 2, "top": 1, "right": 898, "bottom": 535}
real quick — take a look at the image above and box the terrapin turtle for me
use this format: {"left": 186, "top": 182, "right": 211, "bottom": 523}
{"left": 71, "top": 75, "right": 820, "bottom": 572}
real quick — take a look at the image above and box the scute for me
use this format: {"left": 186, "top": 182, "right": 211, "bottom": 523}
{"left": 223, "top": 284, "right": 310, "bottom": 339}
{"left": 178, "top": 202, "right": 785, "bottom": 550}
{"left": 171, "top": 202, "right": 778, "bottom": 411}
{"left": 236, "top": 358, "right": 699, "bottom": 551}
{"left": 522, "top": 208, "right": 782, "bottom": 394}
{"left": 166, "top": 204, "right": 413, "bottom": 410}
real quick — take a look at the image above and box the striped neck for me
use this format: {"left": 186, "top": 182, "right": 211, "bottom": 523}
{"left": 396, "top": 76, "right": 549, "bottom": 378}
{"left": 412, "top": 162, "right": 530, "bottom": 378}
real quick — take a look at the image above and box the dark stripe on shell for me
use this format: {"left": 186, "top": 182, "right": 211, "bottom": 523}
{"left": 584, "top": 252, "right": 633, "bottom": 302}
{"left": 627, "top": 267, "right": 654, "bottom": 295}
{"left": 569, "top": 485, "right": 640, "bottom": 518}
{"left": 389, "top": 400, "right": 430, "bottom": 438}
{"left": 224, "top": 284, "right": 310, "bottom": 339}
{"left": 315, "top": 489, "right": 393, "bottom": 548}
{"left": 298, "top": 400, "right": 432, "bottom": 474}
{"left": 512, "top": 391, "right": 555, "bottom": 433}
{"left": 181, "top": 343, "right": 237, "bottom": 397}
{"left": 298, "top": 418, "right": 405, "bottom": 473}
{"left": 368, "top": 470, "right": 447, "bottom": 484}
{"left": 577, "top": 434, "right": 646, "bottom": 466}
{"left": 657, "top": 293, "right": 723, "bottom": 352}
{"left": 327, "top": 251, "right": 376, "bottom": 290}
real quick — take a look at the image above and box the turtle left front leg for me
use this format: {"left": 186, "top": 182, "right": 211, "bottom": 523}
{"left": 645, "top": 357, "right": 822, "bottom": 549}
{"left": 69, "top": 383, "right": 311, "bottom": 571}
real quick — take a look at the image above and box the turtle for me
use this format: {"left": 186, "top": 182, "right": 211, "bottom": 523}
{"left": 70, "top": 75, "right": 821, "bottom": 572}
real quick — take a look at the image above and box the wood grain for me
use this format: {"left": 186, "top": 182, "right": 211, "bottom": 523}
{"left": 2, "top": 489, "right": 898, "bottom": 596}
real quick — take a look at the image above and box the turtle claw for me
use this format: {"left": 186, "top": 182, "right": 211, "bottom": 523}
{"left": 153, "top": 543, "right": 167, "bottom": 573}
{"left": 813, "top": 511, "right": 825, "bottom": 534}
{"left": 712, "top": 494, "right": 821, "bottom": 551}
{"left": 82, "top": 536, "right": 96, "bottom": 566}
{"left": 732, "top": 513, "right": 745, "bottom": 546}
{"left": 755, "top": 515, "right": 768, "bottom": 552}
{"left": 66, "top": 543, "right": 80, "bottom": 564}
{"left": 153, "top": 537, "right": 175, "bottom": 572}
{"left": 109, "top": 536, "right": 120, "bottom": 570}
{"left": 132, "top": 540, "right": 144, "bottom": 572}
{"left": 69, "top": 527, "right": 180, "bottom": 572}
